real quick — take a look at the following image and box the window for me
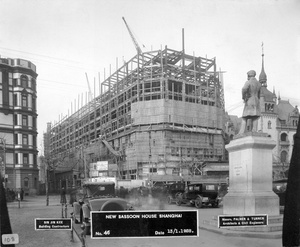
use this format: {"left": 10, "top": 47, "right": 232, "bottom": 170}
{"left": 32, "top": 97, "right": 36, "bottom": 110}
{"left": 23, "top": 153, "right": 29, "bottom": 164}
{"left": 32, "top": 117, "right": 36, "bottom": 129}
{"left": 22, "top": 134, "right": 28, "bottom": 145}
{"left": 13, "top": 79, "right": 18, "bottom": 87}
{"left": 268, "top": 121, "right": 272, "bottom": 129}
{"left": 280, "top": 151, "right": 288, "bottom": 163}
{"left": 22, "top": 95, "right": 27, "bottom": 107}
{"left": 15, "top": 153, "right": 18, "bottom": 164}
{"left": 22, "top": 115, "right": 28, "bottom": 126}
{"left": 149, "top": 168, "right": 157, "bottom": 173}
{"left": 281, "top": 133, "right": 288, "bottom": 142}
{"left": 21, "top": 75, "right": 28, "bottom": 88}
{"left": 31, "top": 78, "right": 36, "bottom": 91}
{"left": 24, "top": 177, "right": 29, "bottom": 188}
{"left": 33, "top": 136, "right": 36, "bottom": 147}
{"left": 14, "top": 134, "right": 18, "bottom": 144}
{"left": 14, "top": 114, "right": 18, "bottom": 125}
{"left": 14, "top": 94, "right": 18, "bottom": 106}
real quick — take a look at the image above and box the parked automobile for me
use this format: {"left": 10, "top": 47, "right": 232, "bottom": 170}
{"left": 175, "top": 182, "right": 220, "bottom": 208}
{"left": 73, "top": 179, "right": 133, "bottom": 236}
{"left": 164, "top": 182, "right": 185, "bottom": 204}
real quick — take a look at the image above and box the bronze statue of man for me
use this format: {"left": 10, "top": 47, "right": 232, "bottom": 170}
{"left": 238, "top": 70, "right": 261, "bottom": 134}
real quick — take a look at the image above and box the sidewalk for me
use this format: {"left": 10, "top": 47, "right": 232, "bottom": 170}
{"left": 7, "top": 195, "right": 81, "bottom": 247}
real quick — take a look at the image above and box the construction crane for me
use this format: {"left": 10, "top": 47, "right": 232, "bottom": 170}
{"left": 122, "top": 17, "right": 143, "bottom": 54}
{"left": 85, "top": 72, "right": 93, "bottom": 101}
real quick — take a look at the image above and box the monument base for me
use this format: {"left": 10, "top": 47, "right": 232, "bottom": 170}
{"left": 223, "top": 132, "right": 280, "bottom": 216}
{"left": 223, "top": 191, "right": 279, "bottom": 216}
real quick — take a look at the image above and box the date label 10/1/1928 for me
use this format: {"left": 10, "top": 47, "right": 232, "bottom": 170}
{"left": 91, "top": 210, "right": 198, "bottom": 239}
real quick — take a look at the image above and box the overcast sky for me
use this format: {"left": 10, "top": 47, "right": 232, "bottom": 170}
{"left": 0, "top": 0, "right": 300, "bottom": 153}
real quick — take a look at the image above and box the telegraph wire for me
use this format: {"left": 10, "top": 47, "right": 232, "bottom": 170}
{"left": 38, "top": 78, "right": 86, "bottom": 88}
{"left": 0, "top": 49, "right": 101, "bottom": 76}
{"left": 0, "top": 46, "right": 98, "bottom": 70}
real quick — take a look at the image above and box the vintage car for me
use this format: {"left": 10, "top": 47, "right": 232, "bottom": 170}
{"left": 73, "top": 179, "right": 133, "bottom": 235}
{"left": 175, "top": 182, "right": 220, "bottom": 208}
{"left": 164, "top": 182, "right": 185, "bottom": 204}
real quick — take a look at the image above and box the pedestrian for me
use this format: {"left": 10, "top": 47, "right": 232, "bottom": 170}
{"left": 60, "top": 186, "right": 66, "bottom": 205}
{"left": 69, "top": 186, "right": 77, "bottom": 206}
{"left": 20, "top": 188, "right": 24, "bottom": 201}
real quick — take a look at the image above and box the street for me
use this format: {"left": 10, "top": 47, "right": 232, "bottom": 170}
{"left": 7, "top": 195, "right": 282, "bottom": 247}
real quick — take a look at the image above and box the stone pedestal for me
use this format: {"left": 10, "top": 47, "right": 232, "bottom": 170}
{"left": 223, "top": 133, "right": 280, "bottom": 216}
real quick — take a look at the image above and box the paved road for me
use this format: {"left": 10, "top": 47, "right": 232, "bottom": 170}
{"left": 73, "top": 196, "right": 283, "bottom": 247}
{"left": 6, "top": 195, "right": 282, "bottom": 247}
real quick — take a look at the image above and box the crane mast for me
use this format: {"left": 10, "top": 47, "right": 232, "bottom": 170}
{"left": 122, "top": 17, "right": 142, "bottom": 54}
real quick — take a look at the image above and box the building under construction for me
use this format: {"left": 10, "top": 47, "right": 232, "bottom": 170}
{"left": 46, "top": 45, "right": 226, "bottom": 184}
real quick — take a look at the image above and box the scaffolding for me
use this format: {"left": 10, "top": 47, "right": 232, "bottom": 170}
{"left": 49, "top": 47, "right": 226, "bottom": 179}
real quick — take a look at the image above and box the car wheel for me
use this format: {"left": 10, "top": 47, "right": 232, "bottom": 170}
{"left": 212, "top": 201, "right": 219, "bottom": 208}
{"left": 195, "top": 196, "right": 202, "bottom": 208}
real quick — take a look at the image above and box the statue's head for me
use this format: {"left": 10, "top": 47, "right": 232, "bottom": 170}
{"left": 247, "top": 70, "right": 256, "bottom": 79}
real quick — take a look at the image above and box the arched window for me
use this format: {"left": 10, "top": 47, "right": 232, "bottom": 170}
{"left": 280, "top": 151, "right": 288, "bottom": 163}
{"left": 281, "top": 133, "right": 288, "bottom": 142}
{"left": 21, "top": 75, "right": 28, "bottom": 88}
{"left": 268, "top": 121, "right": 272, "bottom": 129}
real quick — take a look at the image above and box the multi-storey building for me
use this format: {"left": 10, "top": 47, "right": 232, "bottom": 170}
{"left": 0, "top": 56, "right": 38, "bottom": 195}
{"left": 47, "top": 47, "right": 226, "bottom": 188}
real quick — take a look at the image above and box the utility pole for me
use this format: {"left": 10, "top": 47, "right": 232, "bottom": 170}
{"left": 45, "top": 157, "right": 49, "bottom": 206}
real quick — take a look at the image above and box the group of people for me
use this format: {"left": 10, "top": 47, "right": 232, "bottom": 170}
{"left": 5, "top": 188, "right": 24, "bottom": 202}
{"left": 60, "top": 186, "right": 78, "bottom": 206}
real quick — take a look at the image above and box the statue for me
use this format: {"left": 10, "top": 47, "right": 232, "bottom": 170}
{"left": 238, "top": 70, "right": 261, "bottom": 134}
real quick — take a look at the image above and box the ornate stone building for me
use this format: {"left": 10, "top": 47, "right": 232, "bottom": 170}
{"left": 0, "top": 57, "right": 38, "bottom": 194}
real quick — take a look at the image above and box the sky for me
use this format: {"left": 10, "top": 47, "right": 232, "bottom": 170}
{"left": 0, "top": 0, "right": 300, "bottom": 154}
